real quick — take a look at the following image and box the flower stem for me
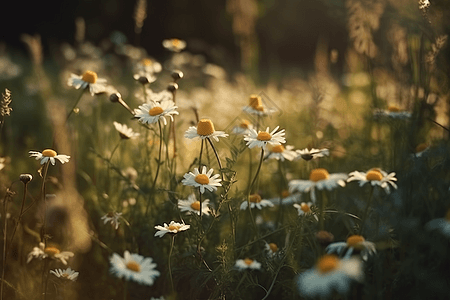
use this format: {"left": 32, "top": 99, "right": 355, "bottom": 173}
{"left": 40, "top": 162, "right": 50, "bottom": 243}
{"left": 145, "top": 120, "right": 163, "bottom": 217}
{"left": 65, "top": 88, "right": 85, "bottom": 124}
{"left": 206, "top": 138, "right": 224, "bottom": 179}
{"left": 247, "top": 148, "right": 265, "bottom": 239}
{"left": 198, "top": 139, "right": 204, "bottom": 169}
{"left": 168, "top": 235, "right": 175, "bottom": 292}
{"left": 359, "top": 186, "right": 375, "bottom": 235}
{"left": 319, "top": 190, "right": 327, "bottom": 231}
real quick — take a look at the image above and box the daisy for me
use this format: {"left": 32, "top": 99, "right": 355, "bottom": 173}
{"left": 184, "top": 119, "right": 228, "bottom": 142}
{"left": 134, "top": 100, "right": 178, "bottom": 126}
{"left": 234, "top": 258, "right": 262, "bottom": 271}
{"left": 113, "top": 122, "right": 140, "bottom": 139}
{"left": 178, "top": 194, "right": 211, "bottom": 216}
{"left": 244, "top": 126, "right": 286, "bottom": 149}
{"left": 67, "top": 70, "right": 107, "bottom": 96}
{"left": 240, "top": 194, "right": 274, "bottom": 210}
{"left": 265, "top": 242, "right": 280, "bottom": 258}
{"left": 231, "top": 119, "right": 253, "bottom": 135}
{"left": 29, "top": 149, "right": 70, "bottom": 165}
{"left": 181, "top": 166, "right": 222, "bottom": 194}
{"left": 293, "top": 202, "right": 319, "bottom": 221}
{"left": 27, "top": 243, "right": 74, "bottom": 265}
{"left": 101, "top": 211, "right": 123, "bottom": 230}
{"left": 347, "top": 168, "right": 397, "bottom": 193}
{"left": 109, "top": 251, "right": 160, "bottom": 286}
{"left": 413, "top": 143, "right": 430, "bottom": 158}
{"left": 50, "top": 268, "right": 79, "bottom": 282}
{"left": 162, "top": 38, "right": 187, "bottom": 52}
{"left": 296, "top": 148, "right": 329, "bottom": 161}
{"left": 133, "top": 58, "right": 162, "bottom": 83}
{"left": 326, "top": 235, "right": 377, "bottom": 261}
{"left": 265, "top": 144, "right": 297, "bottom": 161}
{"left": 0, "top": 157, "right": 6, "bottom": 171}
{"left": 268, "top": 190, "right": 301, "bottom": 206}
{"left": 297, "top": 255, "right": 362, "bottom": 298}
{"left": 242, "top": 94, "right": 276, "bottom": 116}
{"left": 154, "top": 221, "right": 190, "bottom": 238}
{"left": 425, "top": 209, "right": 450, "bottom": 238}
{"left": 373, "top": 105, "right": 412, "bottom": 121}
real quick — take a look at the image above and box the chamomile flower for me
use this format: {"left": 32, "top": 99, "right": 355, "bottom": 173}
{"left": 269, "top": 190, "right": 301, "bottom": 206}
{"left": 240, "top": 194, "right": 274, "bottom": 210}
{"left": 347, "top": 168, "right": 397, "bottom": 193}
{"left": 184, "top": 119, "right": 228, "bottom": 142}
{"left": 67, "top": 70, "right": 107, "bottom": 96}
{"left": 231, "top": 119, "right": 253, "bottom": 135}
{"left": 265, "top": 242, "right": 280, "bottom": 258}
{"left": 235, "top": 258, "right": 262, "bottom": 271}
{"left": 154, "top": 221, "right": 190, "bottom": 238}
{"left": 181, "top": 166, "right": 222, "bottom": 194}
{"left": 293, "top": 202, "right": 319, "bottom": 221}
{"left": 101, "top": 211, "right": 123, "bottom": 230}
{"left": 244, "top": 126, "right": 286, "bottom": 149}
{"left": 178, "top": 194, "right": 211, "bottom": 216}
{"left": 134, "top": 100, "right": 178, "bottom": 125}
{"left": 373, "top": 105, "right": 411, "bottom": 121}
{"left": 27, "top": 243, "right": 74, "bottom": 265}
{"left": 425, "top": 209, "right": 450, "bottom": 238}
{"left": 296, "top": 255, "right": 363, "bottom": 298}
{"left": 296, "top": 148, "right": 330, "bottom": 161}
{"left": 162, "top": 38, "right": 187, "bottom": 52}
{"left": 29, "top": 149, "right": 70, "bottom": 165}
{"left": 133, "top": 58, "right": 162, "bottom": 83}
{"left": 50, "top": 268, "right": 79, "bottom": 282}
{"left": 109, "top": 251, "right": 160, "bottom": 286}
{"left": 265, "top": 144, "right": 297, "bottom": 161}
{"left": 242, "top": 94, "right": 276, "bottom": 116}
{"left": 326, "top": 235, "right": 377, "bottom": 261}
{"left": 113, "top": 122, "right": 140, "bottom": 139}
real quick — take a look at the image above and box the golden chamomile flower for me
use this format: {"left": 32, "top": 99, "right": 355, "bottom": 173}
{"left": 29, "top": 149, "right": 70, "bottom": 165}
{"left": 265, "top": 144, "right": 297, "bottom": 161}
{"left": 265, "top": 242, "right": 280, "bottom": 258}
{"left": 154, "top": 221, "right": 190, "bottom": 238}
{"left": 347, "top": 168, "right": 397, "bottom": 193}
{"left": 242, "top": 94, "right": 276, "bottom": 116}
{"left": 293, "top": 202, "right": 319, "bottom": 221}
{"left": 162, "top": 38, "right": 187, "bottom": 52}
{"left": 231, "top": 119, "right": 253, "bottom": 135}
{"left": 234, "top": 258, "right": 262, "bottom": 271}
{"left": 134, "top": 100, "right": 178, "bottom": 125}
{"left": 184, "top": 119, "right": 228, "bottom": 142}
{"left": 50, "top": 268, "right": 79, "bottom": 282}
{"left": 181, "top": 166, "right": 222, "bottom": 194}
{"left": 373, "top": 105, "right": 412, "bottom": 121}
{"left": 296, "top": 255, "right": 363, "bottom": 298}
{"left": 109, "top": 251, "right": 160, "bottom": 286}
{"left": 296, "top": 148, "right": 329, "bottom": 161}
{"left": 133, "top": 58, "right": 162, "bottom": 83}
{"left": 113, "top": 122, "right": 140, "bottom": 139}
{"left": 244, "top": 126, "right": 286, "bottom": 149}
{"left": 240, "top": 194, "right": 274, "bottom": 210}
{"left": 67, "top": 70, "right": 107, "bottom": 96}
{"left": 27, "top": 243, "right": 74, "bottom": 265}
{"left": 425, "top": 209, "right": 450, "bottom": 238}
{"left": 326, "top": 235, "right": 377, "bottom": 261}
{"left": 101, "top": 211, "right": 123, "bottom": 230}
{"left": 178, "top": 194, "right": 211, "bottom": 216}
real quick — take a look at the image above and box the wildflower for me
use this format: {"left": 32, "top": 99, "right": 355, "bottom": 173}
{"left": 296, "top": 148, "right": 329, "bottom": 161}
{"left": 19, "top": 174, "right": 33, "bottom": 184}
{"left": 235, "top": 258, "right": 261, "bottom": 271}
{"left": 134, "top": 100, "right": 178, "bottom": 125}
{"left": 373, "top": 105, "right": 411, "bottom": 121}
{"left": 113, "top": 121, "right": 140, "bottom": 139}
{"left": 265, "top": 242, "right": 280, "bottom": 258}
{"left": 268, "top": 190, "right": 301, "bottom": 206}
{"left": 178, "top": 194, "right": 211, "bottom": 216}
{"left": 419, "top": 0, "right": 430, "bottom": 10}
{"left": 425, "top": 209, "right": 450, "bottom": 238}
{"left": 184, "top": 119, "right": 228, "bottom": 142}
{"left": 413, "top": 143, "right": 429, "bottom": 157}
{"left": 244, "top": 126, "right": 286, "bottom": 149}
{"left": 67, "top": 70, "right": 107, "bottom": 96}
{"left": 297, "top": 255, "right": 362, "bottom": 298}
{"left": 133, "top": 58, "right": 162, "bottom": 83}
{"left": 293, "top": 202, "right": 319, "bottom": 221}
{"left": 50, "top": 268, "right": 79, "bottom": 282}
{"left": 29, "top": 149, "right": 70, "bottom": 165}
{"left": 326, "top": 235, "right": 376, "bottom": 261}
{"left": 242, "top": 94, "right": 276, "bottom": 116}
{"left": 101, "top": 212, "right": 123, "bottom": 230}
{"left": 0, "top": 157, "right": 6, "bottom": 171}
{"left": 27, "top": 243, "right": 74, "bottom": 265}
{"left": 240, "top": 194, "right": 274, "bottom": 210}
{"left": 154, "top": 221, "right": 190, "bottom": 238}
{"left": 347, "top": 168, "right": 397, "bottom": 193}
{"left": 181, "top": 166, "right": 222, "bottom": 194}
{"left": 231, "top": 119, "right": 253, "bottom": 135}
{"left": 109, "top": 251, "right": 160, "bottom": 286}
{"left": 162, "top": 38, "right": 187, "bottom": 52}
{"left": 265, "top": 144, "right": 297, "bottom": 161}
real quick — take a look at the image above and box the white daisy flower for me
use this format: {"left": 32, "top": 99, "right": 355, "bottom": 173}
{"left": 425, "top": 209, "right": 450, "bottom": 238}
{"left": 181, "top": 166, "right": 222, "bottom": 194}
{"left": 67, "top": 70, "right": 107, "bottom": 96}
{"left": 268, "top": 190, "right": 301, "bottom": 206}
{"left": 113, "top": 122, "right": 140, "bottom": 139}
{"left": 29, "top": 149, "right": 70, "bottom": 165}
{"left": 50, "top": 267, "right": 79, "bottom": 282}
{"left": 0, "top": 157, "right": 6, "bottom": 171}
{"left": 240, "top": 194, "right": 274, "bottom": 210}
{"left": 242, "top": 94, "right": 276, "bottom": 116}
{"left": 296, "top": 148, "right": 329, "bottom": 161}
{"left": 101, "top": 211, "right": 123, "bottom": 230}
{"left": 296, "top": 255, "right": 363, "bottom": 298}
{"left": 178, "top": 194, "right": 211, "bottom": 216}
{"left": 264, "top": 242, "right": 280, "bottom": 258}
{"left": 289, "top": 168, "right": 347, "bottom": 202}
{"left": 27, "top": 243, "right": 74, "bottom": 265}
{"left": 154, "top": 221, "right": 190, "bottom": 238}
{"left": 234, "top": 258, "right": 262, "bottom": 271}
{"left": 244, "top": 126, "right": 286, "bottom": 149}
{"left": 326, "top": 235, "right": 377, "bottom": 261}
{"left": 265, "top": 144, "right": 297, "bottom": 161}
{"left": 373, "top": 105, "right": 412, "bottom": 121}
{"left": 184, "top": 119, "right": 228, "bottom": 142}
{"left": 162, "top": 38, "right": 187, "bottom": 52}
{"left": 231, "top": 119, "right": 253, "bottom": 135}
{"left": 293, "top": 202, "right": 319, "bottom": 221}
{"left": 133, "top": 58, "right": 162, "bottom": 83}
{"left": 412, "top": 142, "right": 430, "bottom": 158}
{"left": 347, "top": 168, "right": 397, "bottom": 193}
{"left": 109, "top": 251, "right": 160, "bottom": 286}
{"left": 134, "top": 100, "right": 178, "bottom": 126}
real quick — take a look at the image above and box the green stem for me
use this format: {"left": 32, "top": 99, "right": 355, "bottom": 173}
{"left": 168, "top": 235, "right": 175, "bottom": 292}
{"left": 65, "top": 88, "right": 85, "bottom": 124}
{"left": 40, "top": 163, "right": 50, "bottom": 243}
{"left": 319, "top": 190, "right": 327, "bottom": 231}
{"left": 359, "top": 186, "right": 375, "bottom": 235}
{"left": 144, "top": 120, "right": 163, "bottom": 217}
{"left": 247, "top": 147, "right": 265, "bottom": 239}
{"left": 198, "top": 139, "right": 204, "bottom": 169}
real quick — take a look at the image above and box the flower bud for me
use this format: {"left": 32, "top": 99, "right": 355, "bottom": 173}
{"left": 167, "top": 83, "right": 178, "bottom": 92}
{"left": 171, "top": 70, "right": 184, "bottom": 81}
{"left": 19, "top": 174, "right": 33, "bottom": 184}
{"left": 110, "top": 92, "right": 122, "bottom": 103}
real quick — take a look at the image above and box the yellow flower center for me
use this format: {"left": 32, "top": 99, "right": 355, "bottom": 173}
{"left": 281, "top": 190, "right": 290, "bottom": 198}
{"left": 271, "top": 145, "right": 285, "bottom": 153}
{"left": 366, "top": 169, "right": 383, "bottom": 181}
{"left": 249, "top": 95, "right": 262, "bottom": 109}
{"left": 388, "top": 105, "right": 400, "bottom": 112}
{"left": 415, "top": 143, "right": 428, "bottom": 153}
{"left": 61, "top": 273, "right": 70, "bottom": 279}
{"left": 249, "top": 194, "right": 262, "bottom": 203}
{"left": 172, "top": 39, "right": 181, "bottom": 47}
{"left": 197, "top": 119, "right": 215, "bottom": 136}
{"left": 239, "top": 120, "right": 251, "bottom": 129}
{"left": 42, "top": 149, "right": 57, "bottom": 157}
{"left": 149, "top": 106, "right": 163, "bottom": 116}
{"left": 190, "top": 201, "right": 201, "bottom": 211}
{"left": 107, "top": 212, "right": 115, "bottom": 218}
{"left": 317, "top": 255, "right": 339, "bottom": 274}
{"left": 300, "top": 203, "right": 311, "bottom": 213}
{"left": 195, "top": 174, "right": 210, "bottom": 185}
{"left": 126, "top": 261, "right": 141, "bottom": 273}
{"left": 244, "top": 258, "right": 253, "bottom": 265}
{"left": 81, "top": 70, "right": 98, "bottom": 84}
{"left": 269, "top": 243, "right": 278, "bottom": 253}
{"left": 257, "top": 131, "right": 272, "bottom": 141}
{"left": 141, "top": 58, "right": 153, "bottom": 66}
{"left": 44, "top": 246, "right": 60, "bottom": 256}
{"left": 346, "top": 235, "right": 365, "bottom": 247}
{"left": 168, "top": 224, "right": 181, "bottom": 231}
{"left": 309, "top": 168, "right": 330, "bottom": 182}
{"left": 255, "top": 105, "right": 264, "bottom": 111}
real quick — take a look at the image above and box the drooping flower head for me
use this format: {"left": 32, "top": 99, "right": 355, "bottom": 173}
{"left": 184, "top": 119, "right": 228, "bottom": 142}
{"left": 109, "top": 251, "right": 160, "bottom": 286}
{"left": 29, "top": 149, "right": 70, "bottom": 165}
{"left": 50, "top": 268, "right": 79, "bottom": 282}
{"left": 67, "top": 70, "right": 107, "bottom": 96}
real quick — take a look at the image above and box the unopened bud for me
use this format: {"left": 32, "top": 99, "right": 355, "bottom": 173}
{"left": 167, "top": 83, "right": 178, "bottom": 92}
{"left": 19, "top": 174, "right": 33, "bottom": 184}
{"left": 138, "top": 76, "right": 149, "bottom": 85}
{"left": 171, "top": 70, "right": 184, "bottom": 81}
{"left": 316, "top": 230, "right": 334, "bottom": 247}
{"left": 110, "top": 93, "right": 122, "bottom": 103}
